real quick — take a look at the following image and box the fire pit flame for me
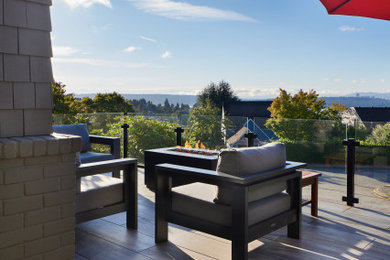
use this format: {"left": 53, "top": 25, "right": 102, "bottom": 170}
{"left": 174, "top": 140, "right": 217, "bottom": 156}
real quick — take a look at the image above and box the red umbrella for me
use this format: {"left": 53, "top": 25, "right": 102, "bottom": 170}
{"left": 319, "top": 0, "right": 390, "bottom": 21}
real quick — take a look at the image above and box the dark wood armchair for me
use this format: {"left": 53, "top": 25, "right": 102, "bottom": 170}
{"left": 155, "top": 161, "right": 305, "bottom": 260}
{"left": 76, "top": 158, "right": 138, "bottom": 229}
{"left": 53, "top": 124, "right": 121, "bottom": 177}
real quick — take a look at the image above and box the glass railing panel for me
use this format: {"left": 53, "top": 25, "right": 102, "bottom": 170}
{"left": 122, "top": 115, "right": 179, "bottom": 162}
{"left": 180, "top": 114, "right": 230, "bottom": 151}
{"left": 255, "top": 117, "right": 348, "bottom": 204}
{"left": 223, "top": 116, "right": 251, "bottom": 147}
{"left": 354, "top": 121, "right": 390, "bottom": 208}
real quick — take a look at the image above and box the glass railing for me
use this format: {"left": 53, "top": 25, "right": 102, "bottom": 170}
{"left": 352, "top": 121, "right": 390, "bottom": 204}
{"left": 52, "top": 113, "right": 390, "bottom": 208}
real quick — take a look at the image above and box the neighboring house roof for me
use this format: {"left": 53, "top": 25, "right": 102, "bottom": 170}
{"left": 224, "top": 101, "right": 273, "bottom": 118}
{"left": 352, "top": 107, "right": 390, "bottom": 123}
{"left": 226, "top": 119, "right": 278, "bottom": 147}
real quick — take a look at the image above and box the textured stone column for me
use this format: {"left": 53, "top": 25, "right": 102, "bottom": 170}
{"left": 0, "top": 1, "right": 79, "bottom": 259}
{"left": 0, "top": 0, "right": 53, "bottom": 137}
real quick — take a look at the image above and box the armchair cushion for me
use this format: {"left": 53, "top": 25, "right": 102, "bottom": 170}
{"left": 76, "top": 174, "right": 123, "bottom": 213}
{"left": 172, "top": 182, "right": 290, "bottom": 226}
{"left": 215, "top": 143, "right": 286, "bottom": 205}
{"left": 53, "top": 124, "right": 91, "bottom": 153}
{"left": 80, "top": 152, "right": 115, "bottom": 164}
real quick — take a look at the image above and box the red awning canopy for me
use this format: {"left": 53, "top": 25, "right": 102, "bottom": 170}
{"left": 319, "top": 0, "right": 390, "bottom": 21}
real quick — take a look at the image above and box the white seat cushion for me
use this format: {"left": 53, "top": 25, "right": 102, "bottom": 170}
{"left": 172, "top": 182, "right": 290, "bottom": 226}
{"left": 76, "top": 174, "right": 123, "bottom": 213}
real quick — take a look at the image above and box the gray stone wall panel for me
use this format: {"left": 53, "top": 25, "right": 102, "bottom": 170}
{"left": 24, "top": 109, "right": 52, "bottom": 136}
{"left": 0, "top": 54, "right": 3, "bottom": 81}
{"left": 0, "top": 82, "right": 14, "bottom": 109}
{"left": 0, "top": 110, "right": 24, "bottom": 137}
{"left": 25, "top": 0, "right": 52, "bottom": 6}
{"left": 0, "top": 26, "right": 18, "bottom": 54}
{"left": 0, "top": 0, "right": 4, "bottom": 25}
{"left": 19, "top": 29, "right": 52, "bottom": 57}
{"left": 13, "top": 83, "right": 35, "bottom": 109}
{"left": 30, "top": 56, "right": 53, "bottom": 82}
{"left": 35, "top": 83, "right": 52, "bottom": 109}
{"left": 27, "top": 2, "right": 51, "bottom": 31}
{"left": 4, "top": 54, "right": 30, "bottom": 82}
{"left": 4, "top": 0, "right": 27, "bottom": 27}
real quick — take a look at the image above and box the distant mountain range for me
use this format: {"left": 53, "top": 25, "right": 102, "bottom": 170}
{"left": 75, "top": 93, "right": 390, "bottom": 108}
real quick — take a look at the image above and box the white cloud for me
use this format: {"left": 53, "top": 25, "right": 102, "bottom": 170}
{"left": 124, "top": 46, "right": 141, "bottom": 52}
{"left": 339, "top": 25, "right": 364, "bottom": 32}
{"left": 380, "top": 79, "right": 385, "bottom": 83}
{"left": 129, "top": 0, "right": 256, "bottom": 22}
{"left": 161, "top": 51, "right": 172, "bottom": 58}
{"left": 53, "top": 46, "right": 80, "bottom": 57}
{"left": 91, "top": 24, "right": 112, "bottom": 34}
{"left": 140, "top": 35, "right": 157, "bottom": 43}
{"left": 52, "top": 57, "right": 153, "bottom": 69}
{"left": 60, "top": 0, "right": 112, "bottom": 8}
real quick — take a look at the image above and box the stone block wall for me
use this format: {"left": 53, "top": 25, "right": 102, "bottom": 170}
{"left": 0, "top": 0, "right": 53, "bottom": 138}
{"left": 0, "top": 134, "right": 81, "bottom": 259}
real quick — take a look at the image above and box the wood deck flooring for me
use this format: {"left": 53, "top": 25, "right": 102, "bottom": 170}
{"left": 75, "top": 168, "right": 390, "bottom": 260}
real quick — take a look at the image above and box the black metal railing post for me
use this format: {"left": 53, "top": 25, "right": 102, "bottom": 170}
{"left": 174, "top": 127, "right": 184, "bottom": 146}
{"left": 342, "top": 138, "right": 360, "bottom": 206}
{"left": 121, "top": 123, "right": 129, "bottom": 158}
{"left": 244, "top": 132, "right": 257, "bottom": 147}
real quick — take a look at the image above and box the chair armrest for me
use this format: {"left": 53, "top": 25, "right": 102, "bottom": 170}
{"left": 155, "top": 161, "right": 306, "bottom": 187}
{"left": 89, "top": 135, "right": 120, "bottom": 159}
{"left": 76, "top": 158, "right": 137, "bottom": 178}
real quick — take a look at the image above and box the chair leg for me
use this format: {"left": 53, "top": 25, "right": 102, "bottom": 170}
{"left": 232, "top": 239, "right": 248, "bottom": 260}
{"left": 155, "top": 217, "right": 168, "bottom": 243}
{"left": 125, "top": 163, "right": 137, "bottom": 229}
{"left": 112, "top": 169, "right": 120, "bottom": 178}
{"left": 287, "top": 219, "right": 301, "bottom": 239}
{"left": 287, "top": 175, "right": 301, "bottom": 239}
{"left": 231, "top": 186, "right": 249, "bottom": 260}
{"left": 155, "top": 173, "right": 169, "bottom": 243}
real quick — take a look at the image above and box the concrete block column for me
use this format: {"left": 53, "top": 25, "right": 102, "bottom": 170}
{"left": 0, "top": 134, "right": 81, "bottom": 259}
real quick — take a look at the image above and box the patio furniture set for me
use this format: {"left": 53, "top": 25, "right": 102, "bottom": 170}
{"left": 55, "top": 123, "right": 320, "bottom": 260}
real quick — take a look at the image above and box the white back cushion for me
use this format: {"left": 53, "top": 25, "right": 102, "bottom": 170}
{"left": 215, "top": 142, "right": 287, "bottom": 205}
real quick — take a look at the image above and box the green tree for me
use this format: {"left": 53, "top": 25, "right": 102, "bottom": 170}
{"left": 88, "top": 92, "right": 135, "bottom": 113}
{"left": 365, "top": 122, "right": 390, "bottom": 146}
{"left": 52, "top": 82, "right": 78, "bottom": 114}
{"left": 197, "top": 80, "right": 239, "bottom": 108}
{"left": 184, "top": 99, "right": 231, "bottom": 149}
{"left": 265, "top": 89, "right": 340, "bottom": 141}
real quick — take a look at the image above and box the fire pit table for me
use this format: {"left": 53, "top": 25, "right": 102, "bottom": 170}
{"left": 144, "top": 147, "right": 219, "bottom": 190}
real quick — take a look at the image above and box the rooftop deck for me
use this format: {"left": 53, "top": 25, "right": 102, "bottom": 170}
{"left": 75, "top": 168, "right": 390, "bottom": 260}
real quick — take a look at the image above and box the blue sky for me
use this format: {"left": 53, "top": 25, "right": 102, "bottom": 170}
{"left": 51, "top": 0, "right": 390, "bottom": 99}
